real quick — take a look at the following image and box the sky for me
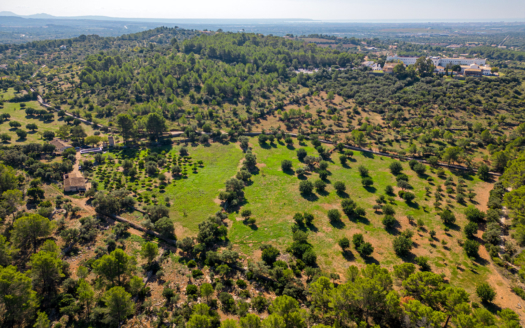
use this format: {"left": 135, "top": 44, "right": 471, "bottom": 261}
{"left": 2, "top": 0, "right": 525, "bottom": 21}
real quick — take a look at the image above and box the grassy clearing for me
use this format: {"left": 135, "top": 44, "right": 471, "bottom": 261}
{"left": 228, "top": 137, "right": 492, "bottom": 285}
{"left": 90, "top": 142, "right": 244, "bottom": 233}
{"left": 0, "top": 90, "right": 96, "bottom": 144}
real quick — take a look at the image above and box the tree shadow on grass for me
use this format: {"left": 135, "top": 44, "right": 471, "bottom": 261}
{"left": 364, "top": 186, "right": 377, "bottom": 193}
{"left": 297, "top": 174, "right": 308, "bottom": 180}
{"left": 361, "top": 151, "right": 374, "bottom": 159}
{"left": 283, "top": 168, "right": 295, "bottom": 175}
{"left": 342, "top": 250, "right": 355, "bottom": 261}
{"left": 336, "top": 191, "right": 349, "bottom": 199}
{"left": 259, "top": 143, "right": 272, "bottom": 150}
{"left": 406, "top": 201, "right": 420, "bottom": 210}
{"left": 363, "top": 256, "right": 380, "bottom": 265}
{"left": 286, "top": 144, "right": 295, "bottom": 151}
{"left": 306, "top": 223, "right": 319, "bottom": 233}
{"left": 317, "top": 189, "right": 330, "bottom": 197}
{"left": 330, "top": 219, "right": 346, "bottom": 229}
{"left": 484, "top": 302, "right": 502, "bottom": 316}
{"left": 301, "top": 193, "right": 319, "bottom": 202}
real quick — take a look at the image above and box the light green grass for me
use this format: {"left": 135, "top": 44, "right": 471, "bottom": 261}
{"left": 0, "top": 90, "right": 96, "bottom": 144}
{"left": 229, "top": 137, "right": 489, "bottom": 279}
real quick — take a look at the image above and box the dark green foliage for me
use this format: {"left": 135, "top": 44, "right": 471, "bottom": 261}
{"left": 389, "top": 161, "right": 403, "bottom": 175}
{"left": 299, "top": 180, "right": 314, "bottom": 195}
{"left": 464, "top": 239, "right": 480, "bottom": 257}
{"left": 476, "top": 283, "right": 496, "bottom": 303}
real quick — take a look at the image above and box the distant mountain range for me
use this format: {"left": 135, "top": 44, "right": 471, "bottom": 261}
{"left": 0, "top": 11, "right": 314, "bottom": 24}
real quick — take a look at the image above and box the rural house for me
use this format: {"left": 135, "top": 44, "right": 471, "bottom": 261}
{"left": 50, "top": 138, "right": 73, "bottom": 153}
{"left": 63, "top": 174, "right": 87, "bottom": 192}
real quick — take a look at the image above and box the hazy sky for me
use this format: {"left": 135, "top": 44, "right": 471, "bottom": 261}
{"left": 3, "top": 0, "right": 525, "bottom": 21}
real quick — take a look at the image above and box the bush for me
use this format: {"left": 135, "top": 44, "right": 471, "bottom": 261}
{"left": 416, "top": 256, "right": 431, "bottom": 271}
{"left": 187, "top": 260, "right": 197, "bottom": 268}
{"left": 413, "top": 163, "right": 426, "bottom": 175}
{"left": 439, "top": 209, "right": 456, "bottom": 225}
{"left": 314, "top": 179, "right": 326, "bottom": 192}
{"left": 261, "top": 246, "right": 280, "bottom": 265}
{"left": 339, "top": 155, "right": 347, "bottom": 165}
{"left": 327, "top": 209, "right": 341, "bottom": 222}
{"left": 297, "top": 148, "right": 307, "bottom": 161}
{"left": 382, "top": 215, "right": 397, "bottom": 229}
{"left": 464, "top": 222, "right": 478, "bottom": 239}
{"left": 361, "top": 177, "right": 373, "bottom": 187}
{"left": 357, "top": 242, "right": 374, "bottom": 257}
{"left": 385, "top": 185, "right": 394, "bottom": 194}
{"left": 281, "top": 160, "right": 293, "bottom": 171}
{"left": 382, "top": 204, "right": 396, "bottom": 216}
{"left": 302, "top": 250, "right": 317, "bottom": 265}
{"left": 241, "top": 209, "right": 252, "bottom": 218}
{"left": 303, "top": 212, "right": 314, "bottom": 225}
{"left": 299, "top": 180, "right": 313, "bottom": 194}
{"left": 393, "top": 236, "right": 413, "bottom": 257}
{"left": 338, "top": 237, "right": 350, "bottom": 250}
{"left": 186, "top": 284, "right": 198, "bottom": 295}
{"left": 389, "top": 161, "right": 403, "bottom": 175}
{"left": 402, "top": 192, "right": 415, "bottom": 203}
{"left": 464, "top": 206, "right": 485, "bottom": 222}
{"left": 476, "top": 283, "right": 496, "bottom": 303}
{"left": 352, "top": 233, "right": 364, "bottom": 248}
{"left": 236, "top": 279, "right": 247, "bottom": 289}
{"left": 357, "top": 165, "right": 369, "bottom": 177}
{"left": 464, "top": 239, "right": 479, "bottom": 257}
{"left": 192, "top": 269, "right": 204, "bottom": 278}
{"left": 318, "top": 170, "right": 329, "bottom": 180}
{"left": 334, "top": 181, "right": 346, "bottom": 193}
{"left": 293, "top": 213, "right": 304, "bottom": 225}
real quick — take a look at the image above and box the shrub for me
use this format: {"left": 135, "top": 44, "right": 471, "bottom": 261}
{"left": 416, "top": 256, "right": 431, "bottom": 271}
{"left": 440, "top": 209, "right": 456, "bottom": 225}
{"left": 464, "top": 206, "right": 485, "bottom": 222}
{"left": 338, "top": 237, "right": 350, "bottom": 250}
{"left": 389, "top": 161, "right": 403, "bottom": 175}
{"left": 339, "top": 155, "right": 347, "bottom": 165}
{"left": 352, "top": 234, "right": 364, "bottom": 248}
{"left": 318, "top": 170, "right": 329, "bottom": 180}
{"left": 476, "top": 283, "right": 496, "bottom": 303}
{"left": 357, "top": 165, "right": 369, "bottom": 177}
{"left": 303, "top": 212, "right": 314, "bottom": 225}
{"left": 382, "top": 215, "right": 397, "bottom": 229}
{"left": 186, "top": 284, "right": 198, "bottom": 295}
{"left": 192, "top": 269, "right": 204, "bottom": 278}
{"left": 361, "top": 177, "right": 373, "bottom": 187}
{"left": 464, "top": 222, "right": 478, "bottom": 239}
{"left": 299, "top": 180, "right": 313, "bottom": 194}
{"left": 357, "top": 242, "right": 374, "bottom": 257}
{"left": 464, "top": 239, "right": 480, "bottom": 257}
{"left": 236, "top": 279, "right": 247, "bottom": 289}
{"left": 393, "top": 236, "right": 413, "bottom": 257}
{"left": 281, "top": 160, "right": 293, "bottom": 171}
{"left": 327, "top": 209, "right": 341, "bottom": 222}
{"left": 334, "top": 181, "right": 346, "bottom": 193}
{"left": 382, "top": 204, "right": 396, "bottom": 215}
{"left": 187, "top": 260, "right": 197, "bottom": 268}
{"left": 302, "top": 250, "right": 317, "bottom": 266}
{"left": 261, "top": 246, "right": 280, "bottom": 265}
{"left": 314, "top": 179, "right": 326, "bottom": 192}
{"left": 385, "top": 185, "right": 394, "bottom": 194}
{"left": 293, "top": 213, "right": 304, "bottom": 225}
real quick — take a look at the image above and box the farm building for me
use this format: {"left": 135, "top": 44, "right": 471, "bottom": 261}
{"left": 64, "top": 174, "right": 87, "bottom": 192}
{"left": 50, "top": 138, "right": 73, "bottom": 153}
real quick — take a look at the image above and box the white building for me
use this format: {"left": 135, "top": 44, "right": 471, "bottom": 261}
{"left": 387, "top": 55, "right": 486, "bottom": 67}
{"left": 362, "top": 61, "right": 382, "bottom": 71}
{"left": 60, "top": 45, "right": 67, "bottom": 50}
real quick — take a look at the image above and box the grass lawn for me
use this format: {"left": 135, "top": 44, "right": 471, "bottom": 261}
{"left": 91, "top": 142, "right": 244, "bottom": 234}
{"left": 0, "top": 89, "right": 96, "bottom": 144}
{"left": 228, "top": 137, "right": 493, "bottom": 289}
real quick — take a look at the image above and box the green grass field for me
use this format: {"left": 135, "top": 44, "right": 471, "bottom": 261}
{"left": 0, "top": 89, "right": 96, "bottom": 144}
{"left": 227, "top": 137, "right": 492, "bottom": 288}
